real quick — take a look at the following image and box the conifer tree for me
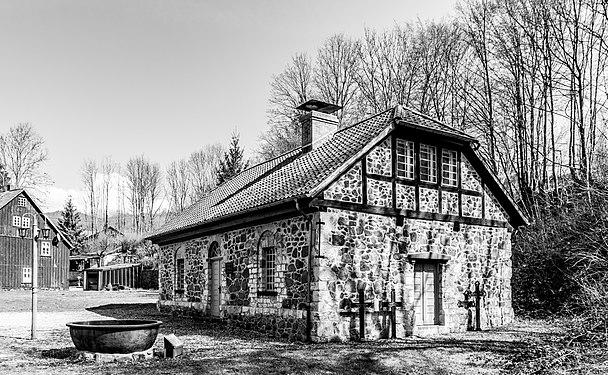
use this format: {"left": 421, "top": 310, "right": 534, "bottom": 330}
{"left": 58, "top": 196, "right": 85, "bottom": 254}
{"left": 215, "top": 131, "right": 249, "bottom": 185}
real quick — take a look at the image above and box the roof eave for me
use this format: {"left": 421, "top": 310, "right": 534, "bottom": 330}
{"left": 394, "top": 119, "right": 475, "bottom": 143}
{"left": 148, "top": 195, "right": 311, "bottom": 244}
{"left": 464, "top": 146, "right": 529, "bottom": 228}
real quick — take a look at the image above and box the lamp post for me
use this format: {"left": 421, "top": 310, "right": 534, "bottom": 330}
{"left": 18, "top": 213, "right": 50, "bottom": 340}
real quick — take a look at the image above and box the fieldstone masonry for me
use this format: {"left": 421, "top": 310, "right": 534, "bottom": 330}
{"left": 315, "top": 209, "right": 513, "bottom": 340}
{"left": 461, "top": 155, "right": 482, "bottom": 192}
{"left": 367, "top": 179, "right": 392, "bottom": 207}
{"left": 396, "top": 183, "right": 416, "bottom": 210}
{"left": 419, "top": 188, "right": 439, "bottom": 213}
{"left": 158, "top": 217, "right": 310, "bottom": 340}
{"left": 324, "top": 163, "right": 363, "bottom": 203}
{"left": 441, "top": 191, "right": 459, "bottom": 215}
{"left": 366, "top": 138, "right": 392, "bottom": 176}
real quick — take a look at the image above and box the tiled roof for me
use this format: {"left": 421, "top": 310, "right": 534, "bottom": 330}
{"left": 150, "top": 105, "right": 485, "bottom": 240}
{"left": 0, "top": 189, "right": 23, "bottom": 210}
{"left": 152, "top": 107, "right": 398, "bottom": 238}
{"left": 394, "top": 106, "right": 475, "bottom": 141}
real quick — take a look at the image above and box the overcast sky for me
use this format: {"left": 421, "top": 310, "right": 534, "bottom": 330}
{"left": 0, "top": 0, "right": 456, "bottom": 211}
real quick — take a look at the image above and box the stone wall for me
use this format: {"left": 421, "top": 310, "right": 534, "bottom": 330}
{"left": 314, "top": 208, "right": 513, "bottom": 341}
{"left": 324, "top": 163, "right": 363, "bottom": 204}
{"left": 366, "top": 138, "right": 392, "bottom": 176}
{"left": 157, "top": 216, "right": 310, "bottom": 340}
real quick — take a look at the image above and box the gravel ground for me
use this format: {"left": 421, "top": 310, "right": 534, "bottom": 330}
{"left": 0, "top": 288, "right": 158, "bottom": 339}
{"left": 0, "top": 289, "right": 565, "bottom": 375}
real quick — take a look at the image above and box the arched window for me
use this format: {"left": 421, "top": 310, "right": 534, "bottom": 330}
{"left": 175, "top": 245, "right": 186, "bottom": 294}
{"left": 258, "top": 231, "right": 276, "bottom": 292}
{"left": 208, "top": 241, "right": 220, "bottom": 258}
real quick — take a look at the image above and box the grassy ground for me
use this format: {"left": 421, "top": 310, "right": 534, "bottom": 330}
{"left": 0, "top": 289, "right": 589, "bottom": 375}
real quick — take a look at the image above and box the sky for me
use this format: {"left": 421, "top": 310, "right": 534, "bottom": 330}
{"left": 0, "top": 0, "right": 457, "bottom": 212}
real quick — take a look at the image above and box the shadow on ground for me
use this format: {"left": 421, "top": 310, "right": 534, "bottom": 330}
{"left": 37, "top": 347, "right": 78, "bottom": 360}
{"left": 84, "top": 302, "right": 543, "bottom": 374}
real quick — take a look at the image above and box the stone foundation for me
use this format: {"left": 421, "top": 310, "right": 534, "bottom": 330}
{"left": 77, "top": 349, "right": 154, "bottom": 362}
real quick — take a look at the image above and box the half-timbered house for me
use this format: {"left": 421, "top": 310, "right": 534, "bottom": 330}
{"left": 0, "top": 187, "right": 73, "bottom": 289}
{"left": 149, "top": 100, "right": 527, "bottom": 341}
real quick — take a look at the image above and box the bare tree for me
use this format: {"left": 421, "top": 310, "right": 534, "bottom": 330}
{"left": 0, "top": 123, "right": 50, "bottom": 189}
{"left": 0, "top": 163, "right": 10, "bottom": 187}
{"left": 146, "top": 162, "right": 163, "bottom": 232}
{"left": 188, "top": 143, "right": 224, "bottom": 201}
{"left": 81, "top": 160, "right": 99, "bottom": 234}
{"left": 315, "top": 34, "right": 361, "bottom": 124}
{"left": 166, "top": 159, "right": 191, "bottom": 215}
{"left": 258, "top": 54, "right": 314, "bottom": 160}
{"left": 459, "top": 0, "right": 500, "bottom": 172}
{"left": 125, "top": 155, "right": 163, "bottom": 235}
{"left": 100, "top": 157, "right": 117, "bottom": 230}
{"left": 115, "top": 164, "right": 127, "bottom": 231}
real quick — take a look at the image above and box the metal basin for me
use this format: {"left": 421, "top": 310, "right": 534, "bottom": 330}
{"left": 66, "top": 319, "right": 162, "bottom": 354}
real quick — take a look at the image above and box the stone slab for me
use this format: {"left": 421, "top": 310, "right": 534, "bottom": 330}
{"left": 77, "top": 349, "right": 154, "bottom": 362}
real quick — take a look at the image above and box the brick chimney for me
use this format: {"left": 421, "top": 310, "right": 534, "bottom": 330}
{"left": 296, "top": 99, "right": 342, "bottom": 152}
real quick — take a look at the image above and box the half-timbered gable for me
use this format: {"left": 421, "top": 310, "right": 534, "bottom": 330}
{"left": 149, "top": 101, "right": 527, "bottom": 341}
{"left": 319, "top": 128, "right": 517, "bottom": 229}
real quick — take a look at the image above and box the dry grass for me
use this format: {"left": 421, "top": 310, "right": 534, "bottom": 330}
{"left": 0, "top": 289, "right": 588, "bottom": 375}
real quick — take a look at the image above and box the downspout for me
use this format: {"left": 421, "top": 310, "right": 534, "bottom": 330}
{"left": 295, "top": 199, "right": 314, "bottom": 342}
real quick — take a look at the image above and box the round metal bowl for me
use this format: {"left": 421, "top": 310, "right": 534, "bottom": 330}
{"left": 66, "top": 319, "right": 162, "bottom": 354}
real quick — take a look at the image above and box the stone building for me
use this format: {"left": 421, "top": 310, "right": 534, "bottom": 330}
{"left": 148, "top": 100, "right": 527, "bottom": 341}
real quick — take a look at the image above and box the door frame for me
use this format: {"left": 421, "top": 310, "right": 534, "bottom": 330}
{"left": 208, "top": 256, "right": 222, "bottom": 317}
{"left": 413, "top": 261, "right": 442, "bottom": 325}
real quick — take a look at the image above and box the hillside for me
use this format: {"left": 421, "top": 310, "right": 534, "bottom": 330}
{"left": 43, "top": 210, "right": 169, "bottom": 236}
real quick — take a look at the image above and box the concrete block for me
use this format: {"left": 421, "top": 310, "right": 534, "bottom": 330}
{"left": 164, "top": 334, "right": 184, "bottom": 358}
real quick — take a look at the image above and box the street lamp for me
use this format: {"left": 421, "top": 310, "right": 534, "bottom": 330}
{"left": 18, "top": 213, "right": 50, "bottom": 340}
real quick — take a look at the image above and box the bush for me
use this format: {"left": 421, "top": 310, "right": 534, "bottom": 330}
{"left": 513, "top": 183, "right": 608, "bottom": 347}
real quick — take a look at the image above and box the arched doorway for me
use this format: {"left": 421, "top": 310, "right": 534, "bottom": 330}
{"left": 208, "top": 242, "right": 221, "bottom": 317}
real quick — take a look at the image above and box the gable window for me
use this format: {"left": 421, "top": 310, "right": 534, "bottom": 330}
{"left": 12, "top": 216, "right": 21, "bottom": 227}
{"left": 396, "top": 139, "right": 415, "bottom": 179}
{"left": 22, "top": 216, "right": 31, "bottom": 229}
{"left": 442, "top": 149, "right": 458, "bottom": 187}
{"left": 420, "top": 144, "right": 437, "bottom": 183}
{"left": 40, "top": 241, "right": 51, "bottom": 257}
{"left": 17, "top": 197, "right": 27, "bottom": 207}
{"left": 259, "top": 231, "right": 276, "bottom": 292}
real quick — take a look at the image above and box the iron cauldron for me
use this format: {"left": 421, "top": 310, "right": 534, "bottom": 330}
{"left": 66, "top": 319, "right": 162, "bottom": 354}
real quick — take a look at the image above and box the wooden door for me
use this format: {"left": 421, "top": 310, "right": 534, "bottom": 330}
{"left": 209, "top": 259, "right": 221, "bottom": 317}
{"left": 414, "top": 263, "right": 440, "bottom": 325}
